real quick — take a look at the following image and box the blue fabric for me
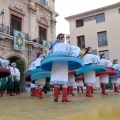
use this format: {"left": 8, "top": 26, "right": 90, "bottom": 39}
{"left": 30, "top": 68, "right": 50, "bottom": 82}
{"left": 76, "top": 64, "right": 106, "bottom": 76}
{"left": 40, "top": 52, "right": 83, "bottom": 71}
{"left": 25, "top": 71, "right": 31, "bottom": 82}
{"left": 109, "top": 70, "right": 120, "bottom": 78}
{"left": 49, "top": 39, "right": 60, "bottom": 49}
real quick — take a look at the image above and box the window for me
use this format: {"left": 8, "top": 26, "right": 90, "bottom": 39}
{"left": 99, "top": 50, "right": 109, "bottom": 60}
{"left": 98, "top": 31, "right": 108, "bottom": 47}
{"left": 92, "top": 49, "right": 97, "bottom": 55}
{"left": 10, "top": 14, "right": 22, "bottom": 31}
{"left": 84, "top": 17, "right": 89, "bottom": 22}
{"left": 77, "top": 35, "right": 85, "bottom": 49}
{"left": 96, "top": 13, "right": 105, "bottom": 23}
{"left": 39, "top": 27, "right": 47, "bottom": 44}
{"left": 84, "top": 16, "right": 95, "bottom": 22}
{"left": 90, "top": 16, "right": 96, "bottom": 21}
{"left": 76, "top": 19, "right": 84, "bottom": 27}
{"left": 39, "top": 0, "right": 45, "bottom": 5}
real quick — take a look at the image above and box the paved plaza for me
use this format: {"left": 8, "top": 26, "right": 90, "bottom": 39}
{"left": 0, "top": 91, "right": 120, "bottom": 120}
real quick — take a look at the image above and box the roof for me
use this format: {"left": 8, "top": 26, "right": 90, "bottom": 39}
{"left": 65, "top": 2, "right": 120, "bottom": 20}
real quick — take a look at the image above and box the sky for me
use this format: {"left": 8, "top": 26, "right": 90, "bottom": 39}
{"left": 55, "top": 0, "right": 120, "bottom": 35}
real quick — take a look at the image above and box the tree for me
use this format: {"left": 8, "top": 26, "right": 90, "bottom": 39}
{"left": 16, "top": 60, "right": 26, "bottom": 84}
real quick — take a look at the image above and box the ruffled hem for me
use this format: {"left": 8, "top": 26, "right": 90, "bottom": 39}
{"left": 50, "top": 81, "right": 68, "bottom": 85}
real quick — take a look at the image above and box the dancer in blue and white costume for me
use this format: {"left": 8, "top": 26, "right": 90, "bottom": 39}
{"left": 41, "top": 33, "right": 82, "bottom": 102}
{"left": 68, "top": 46, "right": 80, "bottom": 96}
{"left": 30, "top": 52, "right": 50, "bottom": 99}
{"left": 110, "top": 59, "right": 120, "bottom": 93}
{"left": 97, "top": 53, "right": 116, "bottom": 95}
{"left": 76, "top": 47, "right": 106, "bottom": 97}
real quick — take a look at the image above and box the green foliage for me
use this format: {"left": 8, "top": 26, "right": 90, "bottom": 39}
{"left": 16, "top": 60, "right": 26, "bottom": 84}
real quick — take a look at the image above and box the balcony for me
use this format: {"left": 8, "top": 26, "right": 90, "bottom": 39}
{"left": 0, "top": 24, "right": 29, "bottom": 41}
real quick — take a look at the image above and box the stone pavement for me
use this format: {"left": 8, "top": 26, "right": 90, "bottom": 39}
{"left": 0, "top": 91, "right": 120, "bottom": 120}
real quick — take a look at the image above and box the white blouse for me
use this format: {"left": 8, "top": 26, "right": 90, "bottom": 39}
{"left": 98, "top": 59, "right": 112, "bottom": 67}
{"left": 34, "top": 58, "right": 43, "bottom": 67}
{"left": 48, "top": 43, "right": 80, "bottom": 57}
{"left": 112, "top": 64, "right": 120, "bottom": 71}
{"left": 82, "top": 54, "right": 100, "bottom": 65}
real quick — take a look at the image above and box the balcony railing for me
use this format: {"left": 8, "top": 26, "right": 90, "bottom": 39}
{"left": 0, "top": 24, "right": 29, "bottom": 41}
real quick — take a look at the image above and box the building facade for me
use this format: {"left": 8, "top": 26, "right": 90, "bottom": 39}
{"left": 65, "top": 2, "right": 120, "bottom": 61}
{"left": 0, "top": 0, "right": 58, "bottom": 66}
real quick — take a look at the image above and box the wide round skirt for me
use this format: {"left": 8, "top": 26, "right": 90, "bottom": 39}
{"left": 50, "top": 62, "right": 68, "bottom": 85}
{"left": 40, "top": 52, "right": 83, "bottom": 71}
{"left": 0, "top": 68, "right": 10, "bottom": 79}
{"left": 68, "top": 74, "right": 75, "bottom": 85}
{"left": 25, "top": 71, "right": 31, "bottom": 82}
{"left": 84, "top": 70, "right": 96, "bottom": 84}
{"left": 76, "top": 64, "right": 106, "bottom": 76}
{"left": 30, "top": 68, "right": 50, "bottom": 83}
{"left": 96, "top": 67, "right": 116, "bottom": 77}
{"left": 99, "top": 74, "right": 109, "bottom": 84}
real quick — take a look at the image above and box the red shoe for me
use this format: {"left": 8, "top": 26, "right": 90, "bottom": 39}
{"left": 114, "top": 86, "right": 120, "bottom": 93}
{"left": 0, "top": 91, "right": 4, "bottom": 97}
{"left": 10, "top": 92, "right": 15, "bottom": 96}
{"left": 81, "top": 87, "right": 83, "bottom": 93}
{"left": 31, "top": 88, "right": 35, "bottom": 96}
{"left": 69, "top": 86, "right": 75, "bottom": 96}
{"left": 38, "top": 88, "right": 43, "bottom": 99}
{"left": 62, "top": 88, "right": 71, "bottom": 102}
{"left": 54, "top": 87, "right": 59, "bottom": 102}
{"left": 35, "top": 89, "right": 39, "bottom": 97}
{"left": 91, "top": 86, "right": 95, "bottom": 94}
{"left": 77, "top": 86, "right": 80, "bottom": 93}
{"left": 101, "top": 84, "right": 108, "bottom": 95}
{"left": 67, "top": 87, "right": 69, "bottom": 95}
{"left": 86, "top": 86, "right": 93, "bottom": 97}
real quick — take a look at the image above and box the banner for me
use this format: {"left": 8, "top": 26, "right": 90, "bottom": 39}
{"left": 14, "top": 30, "right": 25, "bottom": 51}
{"left": 43, "top": 40, "right": 50, "bottom": 56}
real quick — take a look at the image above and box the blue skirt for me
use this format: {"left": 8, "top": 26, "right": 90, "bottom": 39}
{"left": 76, "top": 64, "right": 106, "bottom": 76}
{"left": 30, "top": 68, "right": 51, "bottom": 83}
{"left": 109, "top": 70, "right": 120, "bottom": 78}
{"left": 40, "top": 52, "right": 83, "bottom": 71}
{"left": 25, "top": 71, "right": 31, "bottom": 82}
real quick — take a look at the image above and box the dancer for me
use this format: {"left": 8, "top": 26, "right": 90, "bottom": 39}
{"left": 30, "top": 52, "right": 50, "bottom": 99}
{"left": 40, "top": 33, "right": 82, "bottom": 102}
{"left": 75, "top": 75, "right": 84, "bottom": 93}
{"left": 110, "top": 59, "right": 120, "bottom": 92}
{"left": 97, "top": 53, "right": 116, "bottom": 95}
{"left": 11, "top": 62, "right": 20, "bottom": 95}
{"left": 0, "top": 59, "right": 11, "bottom": 97}
{"left": 76, "top": 47, "right": 106, "bottom": 97}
